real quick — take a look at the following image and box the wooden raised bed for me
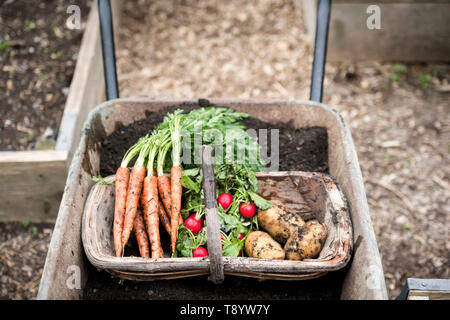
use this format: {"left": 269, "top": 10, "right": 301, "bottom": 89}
{"left": 301, "top": 0, "right": 450, "bottom": 61}
{"left": 0, "top": 0, "right": 123, "bottom": 222}
{"left": 37, "top": 98, "right": 388, "bottom": 299}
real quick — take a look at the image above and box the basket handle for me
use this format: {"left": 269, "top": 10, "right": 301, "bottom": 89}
{"left": 201, "top": 145, "right": 224, "bottom": 284}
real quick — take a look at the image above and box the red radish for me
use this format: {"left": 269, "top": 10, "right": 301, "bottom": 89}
{"left": 237, "top": 234, "right": 244, "bottom": 256}
{"left": 218, "top": 193, "right": 233, "bottom": 210}
{"left": 239, "top": 202, "right": 256, "bottom": 218}
{"left": 192, "top": 246, "right": 208, "bottom": 257}
{"left": 184, "top": 213, "right": 203, "bottom": 234}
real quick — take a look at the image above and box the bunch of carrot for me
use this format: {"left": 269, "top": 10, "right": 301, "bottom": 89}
{"left": 111, "top": 107, "right": 256, "bottom": 258}
{"left": 113, "top": 114, "right": 185, "bottom": 258}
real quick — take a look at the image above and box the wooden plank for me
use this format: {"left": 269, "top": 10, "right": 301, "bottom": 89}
{"left": 301, "top": 1, "right": 450, "bottom": 61}
{"left": 299, "top": 0, "right": 317, "bottom": 45}
{"left": 0, "top": 151, "right": 68, "bottom": 222}
{"left": 408, "top": 290, "right": 450, "bottom": 300}
{"left": 333, "top": 0, "right": 449, "bottom": 3}
{"left": 56, "top": 0, "right": 123, "bottom": 162}
{"left": 329, "top": 3, "right": 450, "bottom": 61}
{"left": 201, "top": 145, "right": 224, "bottom": 284}
{"left": 0, "top": 1, "right": 124, "bottom": 223}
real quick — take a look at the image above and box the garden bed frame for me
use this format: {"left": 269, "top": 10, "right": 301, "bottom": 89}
{"left": 301, "top": 0, "right": 450, "bottom": 61}
{"left": 0, "top": 0, "right": 123, "bottom": 222}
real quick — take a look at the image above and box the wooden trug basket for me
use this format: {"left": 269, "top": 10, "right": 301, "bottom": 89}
{"left": 82, "top": 165, "right": 353, "bottom": 282}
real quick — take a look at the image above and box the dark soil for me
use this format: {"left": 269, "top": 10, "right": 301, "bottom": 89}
{"left": 84, "top": 266, "right": 347, "bottom": 300}
{"left": 241, "top": 117, "right": 328, "bottom": 173}
{"left": 0, "top": 0, "right": 90, "bottom": 150}
{"left": 88, "top": 100, "right": 338, "bottom": 300}
{"left": 99, "top": 101, "right": 328, "bottom": 176}
{"left": 0, "top": 222, "right": 53, "bottom": 243}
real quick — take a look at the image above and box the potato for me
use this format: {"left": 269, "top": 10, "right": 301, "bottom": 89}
{"left": 244, "top": 231, "right": 285, "bottom": 260}
{"left": 284, "top": 219, "right": 327, "bottom": 261}
{"left": 257, "top": 200, "right": 305, "bottom": 244}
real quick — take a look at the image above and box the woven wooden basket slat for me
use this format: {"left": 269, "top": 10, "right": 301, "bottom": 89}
{"left": 82, "top": 157, "right": 352, "bottom": 281}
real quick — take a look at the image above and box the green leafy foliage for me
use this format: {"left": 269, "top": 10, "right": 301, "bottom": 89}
{"left": 179, "top": 175, "right": 200, "bottom": 193}
{"left": 52, "top": 50, "right": 63, "bottom": 59}
{"left": 175, "top": 163, "right": 272, "bottom": 257}
{"left": 21, "top": 221, "right": 31, "bottom": 228}
{"left": 92, "top": 175, "right": 113, "bottom": 185}
{"left": 248, "top": 191, "right": 272, "bottom": 210}
{"left": 222, "top": 236, "right": 244, "bottom": 257}
{"left": 393, "top": 64, "right": 408, "bottom": 75}
{"left": 25, "top": 21, "right": 36, "bottom": 32}
{"left": 174, "top": 226, "right": 208, "bottom": 258}
{"left": 419, "top": 73, "right": 432, "bottom": 90}
{"left": 0, "top": 39, "right": 9, "bottom": 52}
{"left": 389, "top": 63, "right": 408, "bottom": 84}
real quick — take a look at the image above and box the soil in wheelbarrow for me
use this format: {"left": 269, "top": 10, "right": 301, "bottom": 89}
{"left": 86, "top": 101, "right": 341, "bottom": 300}
{"left": 99, "top": 100, "right": 328, "bottom": 176}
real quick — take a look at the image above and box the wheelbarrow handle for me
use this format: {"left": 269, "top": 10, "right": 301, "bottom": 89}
{"left": 98, "top": 0, "right": 119, "bottom": 100}
{"left": 310, "top": 0, "right": 331, "bottom": 103}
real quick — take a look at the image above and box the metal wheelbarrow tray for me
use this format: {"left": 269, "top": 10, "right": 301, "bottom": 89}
{"left": 38, "top": 98, "right": 387, "bottom": 299}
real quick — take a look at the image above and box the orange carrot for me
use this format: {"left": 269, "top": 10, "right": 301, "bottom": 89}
{"left": 141, "top": 175, "right": 163, "bottom": 258}
{"left": 141, "top": 137, "right": 164, "bottom": 258}
{"left": 169, "top": 114, "right": 184, "bottom": 253}
{"left": 158, "top": 201, "right": 171, "bottom": 235}
{"left": 133, "top": 208, "right": 150, "bottom": 258}
{"left": 157, "top": 174, "right": 172, "bottom": 218}
{"left": 121, "top": 141, "right": 149, "bottom": 252}
{"left": 170, "top": 165, "right": 183, "bottom": 251}
{"left": 158, "top": 201, "right": 182, "bottom": 233}
{"left": 156, "top": 137, "right": 183, "bottom": 254}
{"left": 157, "top": 174, "right": 177, "bottom": 251}
{"left": 113, "top": 167, "right": 129, "bottom": 257}
{"left": 113, "top": 138, "right": 146, "bottom": 257}
{"left": 178, "top": 211, "right": 184, "bottom": 225}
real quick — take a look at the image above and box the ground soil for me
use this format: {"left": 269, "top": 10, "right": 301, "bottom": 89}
{"left": 0, "top": 0, "right": 90, "bottom": 150}
{"left": 0, "top": 222, "right": 53, "bottom": 299}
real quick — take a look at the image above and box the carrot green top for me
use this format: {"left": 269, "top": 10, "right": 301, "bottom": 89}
{"left": 120, "top": 135, "right": 149, "bottom": 168}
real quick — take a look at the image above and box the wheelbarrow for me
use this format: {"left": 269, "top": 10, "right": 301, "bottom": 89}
{"left": 37, "top": 0, "right": 388, "bottom": 300}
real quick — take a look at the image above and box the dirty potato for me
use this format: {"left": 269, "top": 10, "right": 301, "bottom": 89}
{"left": 284, "top": 219, "right": 327, "bottom": 261}
{"left": 257, "top": 199, "right": 305, "bottom": 244}
{"left": 244, "top": 231, "right": 285, "bottom": 260}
